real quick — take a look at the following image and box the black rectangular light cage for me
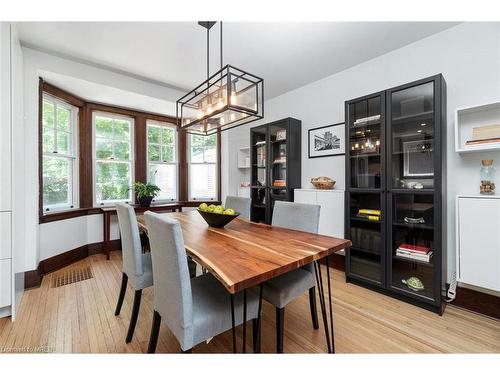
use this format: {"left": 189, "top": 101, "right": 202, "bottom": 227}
{"left": 177, "top": 65, "right": 264, "bottom": 135}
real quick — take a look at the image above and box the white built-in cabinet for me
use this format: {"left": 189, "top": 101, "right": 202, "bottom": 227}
{"left": 0, "top": 22, "right": 13, "bottom": 317}
{"left": 456, "top": 195, "right": 500, "bottom": 293}
{"left": 294, "top": 189, "right": 345, "bottom": 248}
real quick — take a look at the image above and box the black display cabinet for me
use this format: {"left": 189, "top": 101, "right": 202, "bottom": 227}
{"left": 250, "top": 118, "right": 301, "bottom": 224}
{"left": 345, "top": 75, "right": 447, "bottom": 314}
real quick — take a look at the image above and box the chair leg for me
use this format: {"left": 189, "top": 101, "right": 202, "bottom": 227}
{"left": 147, "top": 310, "right": 161, "bottom": 353}
{"left": 309, "top": 287, "right": 320, "bottom": 329}
{"left": 114, "top": 273, "right": 128, "bottom": 316}
{"left": 125, "top": 290, "right": 142, "bottom": 343}
{"left": 275, "top": 307, "right": 285, "bottom": 353}
{"left": 252, "top": 318, "right": 261, "bottom": 353}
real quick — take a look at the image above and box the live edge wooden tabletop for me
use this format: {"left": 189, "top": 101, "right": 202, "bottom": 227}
{"left": 137, "top": 210, "right": 351, "bottom": 294}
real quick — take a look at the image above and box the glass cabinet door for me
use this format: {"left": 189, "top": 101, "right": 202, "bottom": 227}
{"left": 268, "top": 123, "right": 289, "bottom": 220}
{"left": 348, "top": 192, "right": 384, "bottom": 284}
{"left": 388, "top": 80, "right": 437, "bottom": 302}
{"left": 389, "top": 81, "right": 435, "bottom": 191}
{"left": 251, "top": 127, "right": 267, "bottom": 187}
{"left": 348, "top": 95, "right": 383, "bottom": 189}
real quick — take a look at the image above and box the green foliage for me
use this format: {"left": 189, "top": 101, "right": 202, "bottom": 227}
{"left": 132, "top": 181, "right": 161, "bottom": 199}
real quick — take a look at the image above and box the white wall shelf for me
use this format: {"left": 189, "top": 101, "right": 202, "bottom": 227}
{"left": 455, "top": 100, "right": 500, "bottom": 153}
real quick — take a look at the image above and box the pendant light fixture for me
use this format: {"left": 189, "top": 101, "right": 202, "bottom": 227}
{"left": 176, "top": 21, "right": 264, "bottom": 135}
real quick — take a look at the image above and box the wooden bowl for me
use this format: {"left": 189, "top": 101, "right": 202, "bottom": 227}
{"left": 311, "top": 177, "right": 336, "bottom": 190}
{"left": 197, "top": 209, "right": 240, "bottom": 228}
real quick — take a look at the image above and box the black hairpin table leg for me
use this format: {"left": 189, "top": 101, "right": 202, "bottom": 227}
{"left": 230, "top": 294, "right": 237, "bottom": 353}
{"left": 314, "top": 257, "right": 335, "bottom": 353}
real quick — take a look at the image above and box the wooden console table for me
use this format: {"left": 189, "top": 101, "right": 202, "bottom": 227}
{"left": 101, "top": 203, "right": 182, "bottom": 260}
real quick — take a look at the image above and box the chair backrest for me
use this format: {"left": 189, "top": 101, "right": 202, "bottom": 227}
{"left": 144, "top": 211, "right": 193, "bottom": 346}
{"left": 225, "top": 195, "right": 251, "bottom": 220}
{"left": 271, "top": 201, "right": 320, "bottom": 234}
{"left": 115, "top": 203, "right": 143, "bottom": 277}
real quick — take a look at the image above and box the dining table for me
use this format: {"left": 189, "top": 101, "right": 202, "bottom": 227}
{"left": 137, "top": 210, "right": 351, "bottom": 353}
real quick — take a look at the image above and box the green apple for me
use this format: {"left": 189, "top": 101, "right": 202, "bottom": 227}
{"left": 216, "top": 205, "right": 224, "bottom": 211}
{"left": 214, "top": 207, "right": 224, "bottom": 214}
{"left": 207, "top": 204, "right": 216, "bottom": 212}
{"left": 223, "top": 208, "right": 235, "bottom": 216}
{"left": 199, "top": 203, "right": 208, "bottom": 211}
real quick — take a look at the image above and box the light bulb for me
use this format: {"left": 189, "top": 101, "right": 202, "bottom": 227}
{"left": 230, "top": 113, "right": 236, "bottom": 121}
{"left": 355, "top": 143, "right": 359, "bottom": 149}
{"left": 220, "top": 117, "right": 225, "bottom": 125}
{"left": 216, "top": 99, "right": 224, "bottom": 110}
{"left": 375, "top": 140, "right": 380, "bottom": 146}
{"left": 206, "top": 105, "right": 213, "bottom": 115}
{"left": 230, "top": 92, "right": 237, "bottom": 105}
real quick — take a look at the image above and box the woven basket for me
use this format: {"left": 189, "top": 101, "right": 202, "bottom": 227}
{"left": 311, "top": 177, "right": 336, "bottom": 190}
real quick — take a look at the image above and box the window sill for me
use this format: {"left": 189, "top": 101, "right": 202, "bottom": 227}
{"left": 39, "top": 201, "right": 221, "bottom": 223}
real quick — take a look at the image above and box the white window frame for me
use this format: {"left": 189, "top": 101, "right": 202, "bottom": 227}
{"left": 42, "top": 94, "right": 79, "bottom": 213}
{"left": 146, "top": 120, "right": 178, "bottom": 202}
{"left": 187, "top": 133, "right": 218, "bottom": 201}
{"left": 92, "top": 111, "right": 135, "bottom": 206}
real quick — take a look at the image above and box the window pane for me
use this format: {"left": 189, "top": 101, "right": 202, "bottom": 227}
{"left": 161, "top": 127, "right": 175, "bottom": 145}
{"left": 56, "top": 106, "right": 70, "bottom": 132}
{"left": 95, "top": 116, "right": 113, "bottom": 139}
{"left": 191, "top": 147, "right": 204, "bottom": 163}
{"left": 204, "top": 134, "right": 216, "bottom": 148}
{"left": 190, "top": 164, "right": 216, "bottom": 199}
{"left": 148, "top": 144, "right": 160, "bottom": 162}
{"left": 42, "top": 126, "right": 55, "bottom": 153}
{"left": 114, "top": 141, "right": 130, "bottom": 160}
{"left": 95, "top": 161, "right": 131, "bottom": 202}
{"left": 148, "top": 125, "right": 161, "bottom": 144}
{"left": 57, "top": 132, "right": 69, "bottom": 154}
{"left": 43, "top": 101, "right": 55, "bottom": 129}
{"left": 149, "top": 163, "right": 177, "bottom": 200}
{"left": 204, "top": 146, "right": 217, "bottom": 163}
{"left": 114, "top": 119, "right": 131, "bottom": 141}
{"left": 43, "top": 156, "right": 70, "bottom": 207}
{"left": 162, "top": 145, "right": 174, "bottom": 163}
{"left": 96, "top": 138, "right": 113, "bottom": 159}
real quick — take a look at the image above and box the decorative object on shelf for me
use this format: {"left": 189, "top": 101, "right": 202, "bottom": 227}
{"left": 176, "top": 22, "right": 264, "bottom": 135}
{"left": 276, "top": 129, "right": 286, "bottom": 141}
{"left": 310, "top": 176, "right": 336, "bottom": 190}
{"left": 480, "top": 159, "right": 496, "bottom": 195}
{"left": 308, "top": 122, "right": 345, "bottom": 158}
{"left": 403, "top": 139, "right": 434, "bottom": 177}
{"left": 197, "top": 203, "right": 239, "bottom": 228}
{"left": 402, "top": 277, "right": 425, "bottom": 292}
{"left": 404, "top": 217, "right": 426, "bottom": 224}
{"left": 131, "top": 181, "right": 161, "bottom": 207}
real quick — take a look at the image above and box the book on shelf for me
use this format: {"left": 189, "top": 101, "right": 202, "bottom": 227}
{"left": 356, "top": 214, "right": 380, "bottom": 221}
{"left": 465, "top": 137, "right": 500, "bottom": 146}
{"left": 398, "top": 243, "right": 431, "bottom": 254}
{"left": 358, "top": 209, "right": 381, "bottom": 216}
{"left": 396, "top": 249, "right": 433, "bottom": 263}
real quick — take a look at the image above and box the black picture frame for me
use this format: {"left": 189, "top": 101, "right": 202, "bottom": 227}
{"left": 308, "top": 122, "right": 345, "bottom": 158}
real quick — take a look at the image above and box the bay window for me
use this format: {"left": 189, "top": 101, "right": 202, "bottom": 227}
{"left": 42, "top": 95, "right": 79, "bottom": 212}
{"left": 93, "top": 112, "right": 134, "bottom": 205}
{"left": 188, "top": 133, "right": 217, "bottom": 201}
{"left": 147, "top": 120, "right": 178, "bottom": 201}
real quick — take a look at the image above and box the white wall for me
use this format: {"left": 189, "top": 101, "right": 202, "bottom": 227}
{"left": 21, "top": 47, "right": 182, "bottom": 265}
{"left": 225, "top": 22, "right": 500, "bottom": 281}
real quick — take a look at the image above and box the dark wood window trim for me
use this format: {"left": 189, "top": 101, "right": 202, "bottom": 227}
{"left": 39, "top": 78, "right": 222, "bottom": 223}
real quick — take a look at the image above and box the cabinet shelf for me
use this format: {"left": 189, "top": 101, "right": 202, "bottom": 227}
{"left": 392, "top": 110, "right": 434, "bottom": 125}
{"left": 392, "top": 221, "right": 434, "bottom": 230}
{"left": 393, "top": 255, "right": 434, "bottom": 267}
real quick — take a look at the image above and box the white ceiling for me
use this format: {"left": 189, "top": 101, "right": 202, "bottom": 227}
{"left": 17, "top": 22, "right": 460, "bottom": 99}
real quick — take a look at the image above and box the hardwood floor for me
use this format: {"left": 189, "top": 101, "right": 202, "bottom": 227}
{"left": 1, "top": 251, "right": 499, "bottom": 353}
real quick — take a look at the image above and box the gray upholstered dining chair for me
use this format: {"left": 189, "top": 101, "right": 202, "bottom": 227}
{"left": 114, "top": 203, "right": 153, "bottom": 343}
{"left": 144, "top": 211, "right": 261, "bottom": 353}
{"left": 225, "top": 195, "right": 251, "bottom": 220}
{"left": 263, "top": 201, "right": 321, "bottom": 353}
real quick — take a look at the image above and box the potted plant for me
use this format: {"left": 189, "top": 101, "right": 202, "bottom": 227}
{"left": 131, "top": 181, "right": 161, "bottom": 207}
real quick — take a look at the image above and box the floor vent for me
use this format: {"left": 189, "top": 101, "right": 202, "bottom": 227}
{"left": 52, "top": 266, "right": 93, "bottom": 288}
